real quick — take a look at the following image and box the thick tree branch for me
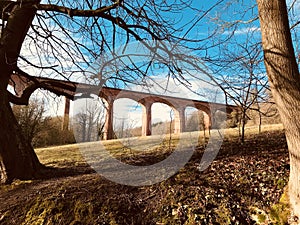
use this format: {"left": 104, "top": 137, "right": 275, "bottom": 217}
{"left": 35, "top": 2, "right": 121, "bottom": 17}
{"left": 8, "top": 78, "right": 78, "bottom": 105}
{"left": 8, "top": 83, "right": 39, "bottom": 105}
{"left": 1, "top": 0, "right": 39, "bottom": 67}
{"left": 9, "top": 68, "right": 78, "bottom": 105}
{"left": 8, "top": 67, "right": 104, "bottom": 105}
{"left": 34, "top": 1, "right": 161, "bottom": 41}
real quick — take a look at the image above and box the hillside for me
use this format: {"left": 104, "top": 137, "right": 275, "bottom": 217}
{"left": 0, "top": 125, "right": 292, "bottom": 224}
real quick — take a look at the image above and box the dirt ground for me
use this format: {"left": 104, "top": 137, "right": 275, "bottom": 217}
{"left": 0, "top": 129, "right": 291, "bottom": 224}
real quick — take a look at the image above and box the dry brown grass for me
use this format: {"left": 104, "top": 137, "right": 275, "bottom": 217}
{"left": 35, "top": 123, "right": 284, "bottom": 166}
{"left": 0, "top": 123, "right": 289, "bottom": 225}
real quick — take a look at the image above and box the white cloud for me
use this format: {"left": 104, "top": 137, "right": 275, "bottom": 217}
{"left": 223, "top": 26, "right": 260, "bottom": 35}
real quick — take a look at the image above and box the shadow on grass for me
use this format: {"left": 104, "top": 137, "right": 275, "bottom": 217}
{"left": 36, "top": 162, "right": 96, "bottom": 181}
{"left": 37, "top": 130, "right": 288, "bottom": 182}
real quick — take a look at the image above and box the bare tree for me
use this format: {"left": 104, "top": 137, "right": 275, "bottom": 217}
{"left": 73, "top": 99, "right": 105, "bottom": 142}
{"left": 214, "top": 36, "right": 268, "bottom": 142}
{"left": 0, "top": 0, "right": 218, "bottom": 183}
{"left": 114, "top": 116, "right": 141, "bottom": 139}
{"left": 185, "top": 110, "right": 204, "bottom": 132}
{"left": 256, "top": 0, "right": 300, "bottom": 218}
{"left": 12, "top": 99, "right": 45, "bottom": 144}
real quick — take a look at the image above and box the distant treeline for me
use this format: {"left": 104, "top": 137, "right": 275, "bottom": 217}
{"left": 13, "top": 100, "right": 281, "bottom": 148}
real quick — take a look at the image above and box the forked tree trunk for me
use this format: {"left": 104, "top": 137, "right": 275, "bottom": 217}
{"left": 0, "top": 0, "right": 43, "bottom": 183}
{"left": 0, "top": 86, "right": 43, "bottom": 183}
{"left": 257, "top": 0, "right": 300, "bottom": 217}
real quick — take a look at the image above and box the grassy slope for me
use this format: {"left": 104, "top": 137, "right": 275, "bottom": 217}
{"left": 0, "top": 124, "right": 290, "bottom": 225}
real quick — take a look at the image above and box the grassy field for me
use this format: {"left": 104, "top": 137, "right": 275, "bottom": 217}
{"left": 35, "top": 123, "right": 284, "bottom": 166}
{"left": 0, "top": 123, "right": 291, "bottom": 225}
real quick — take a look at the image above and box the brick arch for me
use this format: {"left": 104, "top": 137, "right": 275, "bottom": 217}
{"left": 72, "top": 89, "right": 237, "bottom": 140}
{"left": 8, "top": 74, "right": 238, "bottom": 140}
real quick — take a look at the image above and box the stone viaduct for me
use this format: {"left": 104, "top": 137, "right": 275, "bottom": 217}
{"left": 9, "top": 74, "right": 238, "bottom": 140}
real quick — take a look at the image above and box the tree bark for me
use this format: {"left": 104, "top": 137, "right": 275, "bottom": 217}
{"left": 257, "top": 0, "right": 300, "bottom": 217}
{"left": 0, "top": 86, "right": 43, "bottom": 183}
{"left": 240, "top": 109, "right": 247, "bottom": 143}
{"left": 0, "top": 0, "right": 43, "bottom": 183}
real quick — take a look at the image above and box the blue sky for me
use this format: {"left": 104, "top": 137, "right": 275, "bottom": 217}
{"left": 17, "top": 0, "right": 300, "bottom": 126}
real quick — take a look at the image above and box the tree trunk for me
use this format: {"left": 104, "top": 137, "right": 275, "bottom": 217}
{"left": 240, "top": 109, "right": 246, "bottom": 143}
{"left": 257, "top": 102, "right": 262, "bottom": 134}
{"left": 257, "top": 0, "right": 300, "bottom": 217}
{"left": 0, "top": 87, "right": 43, "bottom": 183}
{"left": 82, "top": 119, "right": 87, "bottom": 142}
{"left": 0, "top": 0, "right": 43, "bottom": 183}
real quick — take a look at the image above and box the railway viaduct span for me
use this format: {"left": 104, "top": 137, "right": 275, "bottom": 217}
{"left": 9, "top": 74, "right": 238, "bottom": 140}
